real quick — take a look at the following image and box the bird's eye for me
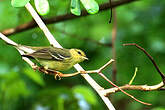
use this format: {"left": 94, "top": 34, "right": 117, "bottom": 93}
{"left": 77, "top": 51, "right": 82, "bottom": 55}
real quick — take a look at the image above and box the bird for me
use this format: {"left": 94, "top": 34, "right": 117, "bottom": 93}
{"left": 8, "top": 44, "right": 88, "bottom": 78}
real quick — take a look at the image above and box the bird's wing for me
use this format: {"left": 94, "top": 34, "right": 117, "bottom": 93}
{"left": 24, "top": 47, "right": 71, "bottom": 61}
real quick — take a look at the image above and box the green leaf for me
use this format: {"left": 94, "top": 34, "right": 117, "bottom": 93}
{"left": 0, "top": 63, "right": 9, "bottom": 74}
{"left": 72, "top": 85, "right": 98, "bottom": 105}
{"left": 11, "top": 0, "right": 30, "bottom": 7}
{"left": 80, "top": 0, "right": 99, "bottom": 14}
{"left": 151, "top": 107, "right": 165, "bottom": 110}
{"left": 23, "top": 68, "right": 45, "bottom": 86}
{"left": 0, "top": 72, "right": 30, "bottom": 101}
{"left": 71, "top": 0, "right": 81, "bottom": 16}
{"left": 34, "top": 0, "right": 50, "bottom": 16}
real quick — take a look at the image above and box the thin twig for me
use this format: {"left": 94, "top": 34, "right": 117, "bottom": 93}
{"left": 82, "top": 59, "right": 152, "bottom": 105}
{"left": 98, "top": 59, "right": 115, "bottom": 72}
{"left": 109, "top": 0, "right": 112, "bottom": 23}
{"left": 1, "top": 0, "right": 138, "bottom": 36}
{"left": 97, "top": 72, "right": 151, "bottom": 105}
{"left": 129, "top": 67, "right": 138, "bottom": 85}
{"left": 123, "top": 43, "right": 165, "bottom": 82}
{"left": 159, "top": 88, "right": 165, "bottom": 90}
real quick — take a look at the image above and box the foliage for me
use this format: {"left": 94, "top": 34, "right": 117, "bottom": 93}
{"left": 0, "top": 0, "right": 165, "bottom": 110}
{"left": 71, "top": 0, "right": 81, "bottom": 16}
{"left": 34, "top": 0, "right": 50, "bottom": 15}
{"left": 11, "top": 0, "right": 99, "bottom": 16}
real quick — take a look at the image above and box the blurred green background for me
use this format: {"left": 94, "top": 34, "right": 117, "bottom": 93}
{"left": 0, "top": 0, "right": 165, "bottom": 110}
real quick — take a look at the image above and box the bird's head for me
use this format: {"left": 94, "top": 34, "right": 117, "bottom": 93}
{"left": 70, "top": 49, "right": 88, "bottom": 63}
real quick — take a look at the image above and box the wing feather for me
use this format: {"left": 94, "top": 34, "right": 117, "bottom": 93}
{"left": 24, "top": 47, "right": 71, "bottom": 61}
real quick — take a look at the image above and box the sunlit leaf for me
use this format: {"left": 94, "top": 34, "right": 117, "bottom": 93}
{"left": 34, "top": 0, "right": 50, "bottom": 16}
{"left": 11, "top": 0, "right": 30, "bottom": 7}
{"left": 71, "top": 0, "right": 81, "bottom": 16}
{"left": 151, "top": 107, "right": 165, "bottom": 110}
{"left": 80, "top": 0, "right": 99, "bottom": 14}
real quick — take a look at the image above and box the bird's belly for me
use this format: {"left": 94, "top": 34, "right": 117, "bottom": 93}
{"left": 38, "top": 60, "right": 73, "bottom": 71}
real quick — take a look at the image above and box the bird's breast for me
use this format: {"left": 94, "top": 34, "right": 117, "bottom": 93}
{"left": 38, "top": 59, "right": 75, "bottom": 71}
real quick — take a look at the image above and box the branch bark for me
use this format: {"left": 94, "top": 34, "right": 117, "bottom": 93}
{"left": 102, "top": 82, "right": 164, "bottom": 96}
{"left": 1, "top": 0, "right": 137, "bottom": 36}
{"left": 111, "top": 8, "right": 117, "bottom": 82}
{"left": 56, "top": 28, "right": 112, "bottom": 47}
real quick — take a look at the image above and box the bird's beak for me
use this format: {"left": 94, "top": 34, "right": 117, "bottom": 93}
{"left": 83, "top": 57, "right": 88, "bottom": 60}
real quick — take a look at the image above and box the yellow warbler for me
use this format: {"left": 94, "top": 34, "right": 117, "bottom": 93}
{"left": 15, "top": 45, "right": 88, "bottom": 71}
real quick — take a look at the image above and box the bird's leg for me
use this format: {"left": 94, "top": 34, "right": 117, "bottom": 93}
{"left": 31, "top": 64, "right": 49, "bottom": 74}
{"left": 31, "top": 64, "right": 62, "bottom": 79}
{"left": 31, "top": 65, "right": 61, "bottom": 79}
{"left": 39, "top": 66, "right": 49, "bottom": 74}
{"left": 32, "top": 64, "right": 48, "bottom": 74}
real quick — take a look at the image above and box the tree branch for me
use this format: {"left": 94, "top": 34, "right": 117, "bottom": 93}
{"left": 97, "top": 72, "right": 151, "bottom": 106}
{"left": 123, "top": 43, "right": 165, "bottom": 83}
{"left": 56, "top": 28, "right": 112, "bottom": 47}
{"left": 111, "top": 8, "right": 117, "bottom": 82}
{"left": 1, "top": 0, "right": 137, "bottom": 36}
{"left": 102, "top": 82, "right": 164, "bottom": 95}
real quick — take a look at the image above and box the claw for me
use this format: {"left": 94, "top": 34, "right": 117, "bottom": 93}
{"left": 54, "top": 74, "right": 61, "bottom": 80}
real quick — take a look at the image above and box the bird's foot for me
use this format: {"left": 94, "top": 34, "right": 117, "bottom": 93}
{"left": 54, "top": 71, "right": 62, "bottom": 80}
